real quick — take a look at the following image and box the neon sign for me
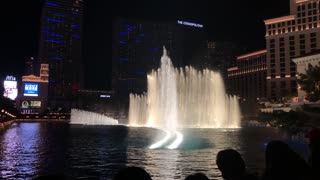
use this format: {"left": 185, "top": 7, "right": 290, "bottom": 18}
{"left": 177, "top": 20, "right": 203, "bottom": 28}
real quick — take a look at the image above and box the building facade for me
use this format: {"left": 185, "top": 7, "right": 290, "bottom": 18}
{"left": 38, "top": 0, "right": 84, "bottom": 100}
{"left": 228, "top": 50, "right": 267, "bottom": 100}
{"left": 264, "top": 0, "right": 320, "bottom": 99}
{"left": 16, "top": 64, "right": 49, "bottom": 114}
{"left": 227, "top": 50, "right": 267, "bottom": 116}
{"left": 293, "top": 51, "right": 320, "bottom": 101}
{"left": 112, "top": 18, "right": 206, "bottom": 96}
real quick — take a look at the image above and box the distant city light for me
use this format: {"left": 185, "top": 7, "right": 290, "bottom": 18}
{"left": 45, "top": 39, "right": 62, "bottom": 44}
{"left": 119, "top": 58, "right": 128, "bottom": 61}
{"left": 100, "top": 95, "right": 111, "bottom": 98}
{"left": 46, "top": 2, "right": 58, "bottom": 7}
{"left": 150, "top": 48, "right": 158, "bottom": 51}
{"left": 72, "top": 24, "right": 80, "bottom": 28}
{"left": 46, "top": 18, "right": 62, "bottom": 23}
{"left": 177, "top": 20, "right": 203, "bottom": 28}
{"left": 53, "top": 13, "right": 65, "bottom": 17}
{"left": 72, "top": 34, "right": 80, "bottom": 39}
{"left": 51, "top": 57, "right": 63, "bottom": 60}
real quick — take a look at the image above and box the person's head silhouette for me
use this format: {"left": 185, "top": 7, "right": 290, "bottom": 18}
{"left": 264, "top": 140, "right": 311, "bottom": 180}
{"left": 216, "top": 149, "right": 245, "bottom": 180}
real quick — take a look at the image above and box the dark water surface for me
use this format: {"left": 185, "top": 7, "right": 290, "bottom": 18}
{"left": 0, "top": 123, "right": 309, "bottom": 179}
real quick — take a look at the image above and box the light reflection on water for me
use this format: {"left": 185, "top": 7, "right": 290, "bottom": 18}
{"left": 0, "top": 123, "right": 40, "bottom": 179}
{"left": 0, "top": 123, "right": 309, "bottom": 180}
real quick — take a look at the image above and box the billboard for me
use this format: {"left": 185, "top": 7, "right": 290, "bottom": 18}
{"left": 3, "top": 76, "right": 18, "bottom": 100}
{"left": 24, "top": 82, "right": 39, "bottom": 96}
{"left": 21, "top": 100, "right": 41, "bottom": 109}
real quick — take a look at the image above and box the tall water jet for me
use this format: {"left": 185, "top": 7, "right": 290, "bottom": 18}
{"left": 71, "top": 109, "right": 119, "bottom": 125}
{"left": 146, "top": 48, "right": 178, "bottom": 132}
{"left": 129, "top": 47, "right": 241, "bottom": 129}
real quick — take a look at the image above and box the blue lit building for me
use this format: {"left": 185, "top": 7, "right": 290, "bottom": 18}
{"left": 38, "top": 0, "right": 83, "bottom": 102}
{"left": 112, "top": 18, "right": 207, "bottom": 96}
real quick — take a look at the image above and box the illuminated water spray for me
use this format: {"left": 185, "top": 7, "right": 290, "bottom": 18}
{"left": 129, "top": 47, "right": 241, "bottom": 149}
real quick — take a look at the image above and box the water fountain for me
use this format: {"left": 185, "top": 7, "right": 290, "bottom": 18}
{"left": 70, "top": 109, "right": 119, "bottom": 125}
{"left": 129, "top": 47, "right": 241, "bottom": 130}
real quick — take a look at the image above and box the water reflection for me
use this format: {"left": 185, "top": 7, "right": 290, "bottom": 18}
{"left": 66, "top": 125, "right": 129, "bottom": 178}
{"left": 0, "top": 123, "right": 40, "bottom": 179}
{"left": 0, "top": 123, "right": 309, "bottom": 180}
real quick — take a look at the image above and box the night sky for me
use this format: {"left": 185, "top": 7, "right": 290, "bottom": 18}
{"left": 0, "top": 0, "right": 289, "bottom": 90}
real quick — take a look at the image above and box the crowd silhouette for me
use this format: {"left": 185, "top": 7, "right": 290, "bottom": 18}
{"left": 34, "top": 128, "right": 320, "bottom": 180}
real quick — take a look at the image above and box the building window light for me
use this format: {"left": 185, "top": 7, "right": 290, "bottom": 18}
{"left": 72, "top": 24, "right": 80, "bottom": 28}
{"left": 45, "top": 39, "right": 62, "bottom": 44}
{"left": 46, "top": 2, "right": 58, "bottom": 6}
{"left": 46, "top": 18, "right": 62, "bottom": 23}
{"left": 118, "top": 32, "right": 127, "bottom": 36}
{"left": 43, "top": 30, "right": 62, "bottom": 37}
{"left": 53, "top": 13, "right": 65, "bottom": 17}
{"left": 72, "top": 34, "right": 80, "bottom": 39}
{"left": 51, "top": 57, "right": 63, "bottom": 60}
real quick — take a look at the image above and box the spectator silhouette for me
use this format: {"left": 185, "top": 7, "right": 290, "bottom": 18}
{"left": 185, "top": 172, "right": 209, "bottom": 180}
{"left": 216, "top": 149, "right": 258, "bottom": 180}
{"left": 263, "top": 140, "right": 311, "bottom": 180}
{"left": 306, "top": 128, "right": 320, "bottom": 170}
{"left": 305, "top": 127, "right": 320, "bottom": 179}
{"left": 113, "top": 166, "right": 152, "bottom": 180}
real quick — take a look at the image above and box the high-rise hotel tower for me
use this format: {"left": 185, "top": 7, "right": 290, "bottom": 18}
{"left": 264, "top": 0, "right": 320, "bottom": 99}
{"left": 38, "top": 0, "right": 84, "bottom": 100}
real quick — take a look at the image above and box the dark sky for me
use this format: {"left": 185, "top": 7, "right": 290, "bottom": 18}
{"left": 0, "top": 0, "right": 289, "bottom": 90}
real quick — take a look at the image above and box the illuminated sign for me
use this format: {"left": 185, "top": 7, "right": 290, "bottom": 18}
{"left": 5, "top": 75, "right": 16, "bottom": 81}
{"left": 3, "top": 76, "right": 18, "bottom": 100}
{"left": 24, "top": 82, "right": 39, "bottom": 96}
{"left": 100, "top": 94, "right": 111, "bottom": 98}
{"left": 177, "top": 20, "right": 203, "bottom": 28}
{"left": 21, "top": 101, "right": 41, "bottom": 109}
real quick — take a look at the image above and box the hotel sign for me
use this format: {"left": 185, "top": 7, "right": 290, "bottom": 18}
{"left": 24, "top": 82, "right": 39, "bottom": 96}
{"left": 5, "top": 75, "right": 16, "bottom": 81}
{"left": 21, "top": 100, "right": 41, "bottom": 109}
{"left": 177, "top": 20, "right": 203, "bottom": 28}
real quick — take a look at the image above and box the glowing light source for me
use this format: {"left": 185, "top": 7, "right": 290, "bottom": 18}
{"left": 45, "top": 39, "right": 62, "bottom": 44}
{"left": 237, "top": 50, "right": 267, "bottom": 60}
{"left": 149, "top": 130, "right": 171, "bottom": 149}
{"left": 46, "top": 2, "right": 58, "bottom": 6}
{"left": 167, "top": 131, "right": 183, "bottom": 149}
{"left": 264, "top": 15, "right": 295, "bottom": 25}
{"left": 46, "top": 18, "right": 62, "bottom": 23}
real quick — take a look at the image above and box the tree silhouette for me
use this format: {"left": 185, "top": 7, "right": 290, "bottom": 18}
{"left": 297, "top": 62, "right": 320, "bottom": 102}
